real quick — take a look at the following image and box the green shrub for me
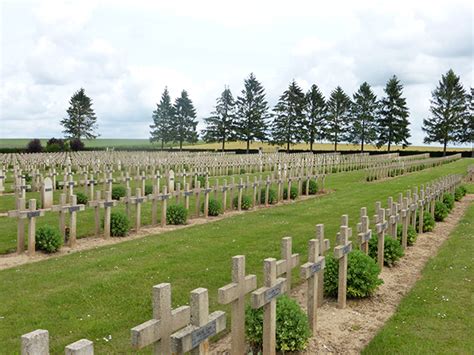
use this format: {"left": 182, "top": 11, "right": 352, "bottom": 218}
{"left": 260, "top": 187, "right": 277, "bottom": 204}
{"left": 442, "top": 193, "right": 454, "bottom": 211}
{"left": 202, "top": 198, "right": 222, "bottom": 216}
{"left": 192, "top": 175, "right": 206, "bottom": 188}
{"left": 434, "top": 201, "right": 449, "bottom": 222}
{"left": 105, "top": 211, "right": 130, "bottom": 237}
{"left": 324, "top": 250, "right": 383, "bottom": 298}
{"left": 454, "top": 186, "right": 465, "bottom": 201}
{"left": 111, "top": 186, "right": 127, "bottom": 200}
{"left": 76, "top": 192, "right": 88, "bottom": 205}
{"left": 397, "top": 224, "right": 417, "bottom": 246}
{"left": 417, "top": 212, "right": 435, "bottom": 233}
{"left": 368, "top": 235, "right": 404, "bottom": 267}
{"left": 36, "top": 225, "right": 63, "bottom": 253}
{"left": 240, "top": 168, "right": 246, "bottom": 174}
{"left": 303, "top": 179, "right": 318, "bottom": 195}
{"left": 283, "top": 185, "right": 298, "bottom": 200}
{"left": 233, "top": 195, "right": 252, "bottom": 210}
{"left": 245, "top": 295, "right": 310, "bottom": 353}
{"left": 144, "top": 184, "right": 153, "bottom": 196}
{"left": 167, "top": 204, "right": 188, "bottom": 225}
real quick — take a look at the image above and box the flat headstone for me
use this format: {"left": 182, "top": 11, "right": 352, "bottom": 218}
{"left": 21, "top": 329, "right": 49, "bottom": 355}
{"left": 42, "top": 177, "right": 53, "bottom": 208}
{"left": 65, "top": 339, "right": 93, "bottom": 355}
{"left": 168, "top": 170, "right": 175, "bottom": 193}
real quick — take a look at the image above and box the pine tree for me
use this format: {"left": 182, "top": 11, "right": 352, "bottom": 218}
{"left": 271, "top": 80, "right": 306, "bottom": 152}
{"left": 61, "top": 88, "right": 98, "bottom": 139}
{"left": 235, "top": 73, "right": 270, "bottom": 153}
{"left": 422, "top": 70, "right": 469, "bottom": 155}
{"left": 173, "top": 90, "right": 198, "bottom": 151}
{"left": 304, "top": 84, "right": 326, "bottom": 152}
{"left": 150, "top": 87, "right": 174, "bottom": 149}
{"left": 325, "top": 86, "right": 352, "bottom": 152}
{"left": 464, "top": 88, "right": 474, "bottom": 152}
{"left": 377, "top": 75, "right": 411, "bottom": 151}
{"left": 202, "top": 87, "right": 237, "bottom": 151}
{"left": 348, "top": 82, "right": 378, "bottom": 152}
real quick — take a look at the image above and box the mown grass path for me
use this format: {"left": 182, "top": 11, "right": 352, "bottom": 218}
{"left": 0, "top": 159, "right": 471, "bottom": 353}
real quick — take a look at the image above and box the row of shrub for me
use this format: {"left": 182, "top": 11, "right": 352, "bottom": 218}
{"left": 26, "top": 138, "right": 85, "bottom": 153}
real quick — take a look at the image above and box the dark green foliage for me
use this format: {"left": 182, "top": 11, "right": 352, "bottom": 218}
{"left": 144, "top": 184, "right": 153, "bottom": 196}
{"left": 422, "top": 70, "right": 469, "bottom": 155}
{"left": 271, "top": 80, "right": 306, "bottom": 152}
{"left": 443, "top": 193, "right": 455, "bottom": 211}
{"left": 283, "top": 185, "right": 298, "bottom": 200}
{"left": 325, "top": 86, "right": 352, "bottom": 151}
{"left": 36, "top": 225, "right": 63, "bottom": 253}
{"left": 417, "top": 212, "right": 435, "bottom": 233}
{"left": 111, "top": 186, "right": 127, "bottom": 200}
{"left": 106, "top": 211, "right": 130, "bottom": 237}
{"left": 434, "top": 201, "right": 449, "bottom": 222}
{"left": 192, "top": 175, "right": 206, "bottom": 188}
{"left": 245, "top": 295, "right": 310, "bottom": 353}
{"left": 26, "top": 139, "right": 43, "bottom": 153}
{"left": 61, "top": 88, "right": 98, "bottom": 139}
{"left": 454, "top": 186, "right": 467, "bottom": 201}
{"left": 368, "top": 235, "right": 404, "bottom": 267}
{"left": 377, "top": 75, "right": 411, "bottom": 151}
{"left": 303, "top": 179, "right": 318, "bottom": 195}
{"left": 397, "top": 224, "right": 417, "bottom": 246}
{"left": 173, "top": 90, "right": 198, "bottom": 150}
{"left": 304, "top": 84, "right": 326, "bottom": 151}
{"left": 202, "top": 198, "right": 222, "bottom": 216}
{"left": 46, "top": 137, "right": 67, "bottom": 151}
{"left": 233, "top": 195, "right": 252, "bottom": 210}
{"left": 150, "top": 87, "right": 175, "bottom": 149}
{"left": 324, "top": 251, "right": 383, "bottom": 298}
{"left": 166, "top": 204, "right": 188, "bottom": 225}
{"left": 69, "top": 138, "right": 84, "bottom": 151}
{"left": 76, "top": 192, "right": 88, "bottom": 205}
{"left": 260, "top": 187, "right": 277, "bottom": 204}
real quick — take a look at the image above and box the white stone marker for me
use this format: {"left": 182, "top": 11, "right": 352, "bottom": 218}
{"left": 65, "top": 339, "right": 94, "bottom": 355}
{"left": 41, "top": 177, "right": 53, "bottom": 209}
{"left": 21, "top": 329, "right": 49, "bottom": 355}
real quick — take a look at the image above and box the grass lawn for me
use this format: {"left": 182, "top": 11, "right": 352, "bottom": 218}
{"left": 0, "top": 159, "right": 472, "bottom": 352}
{"left": 363, "top": 200, "right": 474, "bottom": 354}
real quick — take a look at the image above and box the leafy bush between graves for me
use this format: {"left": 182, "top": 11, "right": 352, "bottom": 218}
{"left": 442, "top": 193, "right": 455, "bottom": 212}
{"left": 192, "top": 175, "right": 206, "bottom": 188}
{"left": 454, "top": 186, "right": 466, "bottom": 201}
{"left": 105, "top": 211, "right": 130, "bottom": 237}
{"left": 144, "top": 184, "right": 153, "bottom": 196}
{"left": 111, "top": 186, "right": 127, "bottom": 200}
{"left": 240, "top": 168, "right": 246, "bottom": 174}
{"left": 233, "top": 195, "right": 252, "bottom": 210}
{"left": 416, "top": 212, "right": 435, "bottom": 233}
{"left": 397, "top": 224, "right": 417, "bottom": 246}
{"left": 76, "top": 192, "right": 88, "bottom": 205}
{"left": 260, "top": 187, "right": 277, "bottom": 204}
{"left": 303, "top": 179, "right": 318, "bottom": 195}
{"left": 69, "top": 138, "right": 85, "bottom": 151}
{"left": 167, "top": 204, "right": 188, "bottom": 225}
{"left": 245, "top": 295, "right": 310, "bottom": 353}
{"left": 36, "top": 225, "right": 63, "bottom": 253}
{"left": 324, "top": 250, "right": 383, "bottom": 298}
{"left": 201, "top": 198, "right": 222, "bottom": 216}
{"left": 434, "top": 201, "right": 449, "bottom": 222}
{"left": 283, "top": 185, "right": 298, "bottom": 200}
{"left": 368, "top": 235, "right": 404, "bottom": 267}
{"left": 26, "top": 139, "right": 43, "bottom": 153}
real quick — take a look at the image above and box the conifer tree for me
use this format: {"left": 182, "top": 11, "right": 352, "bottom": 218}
{"left": 377, "top": 75, "right": 410, "bottom": 151}
{"left": 61, "top": 88, "right": 98, "bottom": 139}
{"left": 235, "top": 73, "right": 270, "bottom": 153}
{"left": 150, "top": 87, "right": 174, "bottom": 149}
{"left": 422, "top": 70, "right": 469, "bottom": 155}
{"left": 325, "top": 86, "right": 352, "bottom": 152}
{"left": 304, "top": 84, "right": 326, "bottom": 152}
{"left": 348, "top": 82, "right": 378, "bottom": 152}
{"left": 173, "top": 90, "right": 198, "bottom": 150}
{"left": 202, "top": 87, "right": 237, "bottom": 151}
{"left": 271, "top": 80, "right": 306, "bottom": 152}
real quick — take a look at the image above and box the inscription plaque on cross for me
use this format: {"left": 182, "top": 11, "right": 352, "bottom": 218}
{"left": 218, "top": 255, "right": 257, "bottom": 355}
{"left": 334, "top": 225, "right": 352, "bottom": 309}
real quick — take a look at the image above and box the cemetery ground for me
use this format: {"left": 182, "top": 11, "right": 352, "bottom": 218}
{"left": 0, "top": 159, "right": 472, "bottom": 352}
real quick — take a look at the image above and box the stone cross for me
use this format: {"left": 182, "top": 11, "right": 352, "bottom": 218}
{"left": 50, "top": 168, "right": 58, "bottom": 191}
{"left": 357, "top": 207, "right": 372, "bottom": 254}
{"left": 411, "top": 193, "right": 418, "bottom": 230}
{"left": 418, "top": 188, "right": 426, "bottom": 234}
{"left": 218, "top": 255, "right": 257, "bottom": 355}
{"left": 52, "top": 195, "right": 85, "bottom": 247}
{"left": 123, "top": 172, "right": 132, "bottom": 189}
{"left": 264, "top": 176, "right": 271, "bottom": 206}
{"left": 276, "top": 237, "right": 300, "bottom": 291}
{"left": 121, "top": 187, "right": 133, "bottom": 217}
{"left": 105, "top": 172, "right": 114, "bottom": 192}
{"left": 99, "top": 191, "right": 117, "bottom": 239}
{"left": 334, "top": 225, "right": 352, "bottom": 309}
{"left": 252, "top": 176, "right": 258, "bottom": 208}
{"left": 184, "top": 183, "right": 192, "bottom": 211}
{"left": 336, "top": 215, "right": 352, "bottom": 245}
{"left": 66, "top": 175, "right": 77, "bottom": 201}
{"left": 300, "top": 239, "right": 325, "bottom": 332}
{"left": 221, "top": 180, "right": 228, "bottom": 212}
{"left": 159, "top": 186, "right": 170, "bottom": 227}
{"left": 168, "top": 169, "right": 175, "bottom": 193}
{"left": 251, "top": 258, "right": 286, "bottom": 355}
{"left": 88, "top": 191, "right": 104, "bottom": 237}
{"left": 147, "top": 184, "right": 160, "bottom": 225}
{"left": 237, "top": 178, "right": 244, "bottom": 211}
{"left": 316, "top": 224, "right": 330, "bottom": 307}
{"left": 130, "top": 188, "right": 146, "bottom": 231}
{"left": 374, "top": 204, "right": 388, "bottom": 269}
{"left": 0, "top": 168, "right": 5, "bottom": 194}
{"left": 131, "top": 283, "right": 191, "bottom": 354}
{"left": 194, "top": 181, "right": 202, "bottom": 217}
{"left": 14, "top": 177, "right": 30, "bottom": 199}
{"left": 400, "top": 197, "right": 409, "bottom": 250}
{"left": 203, "top": 181, "right": 212, "bottom": 218}
{"left": 171, "top": 288, "right": 226, "bottom": 354}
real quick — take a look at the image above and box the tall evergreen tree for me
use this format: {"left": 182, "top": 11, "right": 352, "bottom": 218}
{"left": 325, "top": 86, "right": 352, "bottom": 152}
{"left": 173, "top": 90, "right": 198, "bottom": 151}
{"left": 271, "top": 80, "right": 306, "bottom": 152}
{"left": 464, "top": 88, "right": 474, "bottom": 152}
{"left": 202, "top": 87, "right": 237, "bottom": 151}
{"left": 304, "top": 84, "right": 326, "bottom": 152}
{"left": 61, "top": 88, "right": 98, "bottom": 139}
{"left": 422, "top": 70, "right": 469, "bottom": 155}
{"left": 150, "top": 87, "right": 174, "bottom": 149}
{"left": 377, "top": 75, "right": 411, "bottom": 151}
{"left": 348, "top": 82, "right": 378, "bottom": 152}
{"left": 235, "top": 73, "right": 270, "bottom": 153}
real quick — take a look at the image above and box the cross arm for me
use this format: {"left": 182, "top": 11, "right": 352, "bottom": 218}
{"left": 300, "top": 257, "right": 325, "bottom": 280}
{"left": 334, "top": 241, "right": 352, "bottom": 259}
{"left": 250, "top": 277, "right": 286, "bottom": 309}
{"left": 217, "top": 275, "right": 257, "bottom": 304}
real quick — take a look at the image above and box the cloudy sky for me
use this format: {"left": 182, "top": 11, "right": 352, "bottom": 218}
{"left": 1, "top": 0, "right": 472, "bottom": 145}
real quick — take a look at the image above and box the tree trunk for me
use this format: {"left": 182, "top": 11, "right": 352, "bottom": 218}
{"left": 361, "top": 137, "right": 364, "bottom": 153}
{"left": 310, "top": 140, "right": 313, "bottom": 153}
{"left": 334, "top": 131, "right": 338, "bottom": 152}
{"left": 161, "top": 139, "right": 164, "bottom": 150}
{"left": 246, "top": 139, "right": 250, "bottom": 154}
{"left": 179, "top": 140, "right": 183, "bottom": 151}
{"left": 222, "top": 138, "right": 225, "bottom": 152}
{"left": 443, "top": 139, "right": 447, "bottom": 157}
{"left": 387, "top": 140, "right": 391, "bottom": 152}
{"left": 287, "top": 141, "right": 290, "bottom": 153}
